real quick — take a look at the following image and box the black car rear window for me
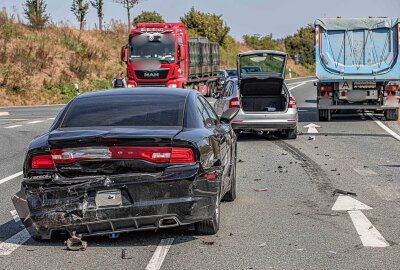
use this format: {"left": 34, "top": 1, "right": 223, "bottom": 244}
{"left": 61, "top": 94, "right": 186, "bottom": 128}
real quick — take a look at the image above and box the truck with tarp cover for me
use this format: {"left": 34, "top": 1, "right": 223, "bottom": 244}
{"left": 121, "top": 23, "right": 220, "bottom": 96}
{"left": 315, "top": 17, "right": 400, "bottom": 121}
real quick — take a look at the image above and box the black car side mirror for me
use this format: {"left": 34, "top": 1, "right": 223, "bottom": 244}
{"left": 220, "top": 108, "right": 239, "bottom": 123}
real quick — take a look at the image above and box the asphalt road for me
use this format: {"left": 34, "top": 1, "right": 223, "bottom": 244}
{"left": 1, "top": 78, "right": 400, "bottom": 269}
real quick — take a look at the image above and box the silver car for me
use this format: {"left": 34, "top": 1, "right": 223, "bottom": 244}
{"left": 214, "top": 50, "right": 298, "bottom": 139}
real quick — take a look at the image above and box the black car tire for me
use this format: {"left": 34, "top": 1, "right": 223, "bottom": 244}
{"left": 195, "top": 197, "right": 220, "bottom": 235}
{"left": 223, "top": 156, "right": 237, "bottom": 202}
{"left": 283, "top": 127, "right": 297, "bottom": 140}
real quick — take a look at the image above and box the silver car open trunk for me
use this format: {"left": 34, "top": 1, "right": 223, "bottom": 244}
{"left": 240, "top": 77, "right": 288, "bottom": 112}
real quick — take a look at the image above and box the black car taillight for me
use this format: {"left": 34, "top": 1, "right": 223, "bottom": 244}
{"left": 50, "top": 147, "right": 195, "bottom": 164}
{"left": 31, "top": 155, "right": 55, "bottom": 169}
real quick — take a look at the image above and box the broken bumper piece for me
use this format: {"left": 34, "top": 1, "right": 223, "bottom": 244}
{"left": 12, "top": 165, "right": 219, "bottom": 240}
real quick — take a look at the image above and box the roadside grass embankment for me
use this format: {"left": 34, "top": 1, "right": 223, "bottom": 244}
{"left": 0, "top": 8, "right": 313, "bottom": 106}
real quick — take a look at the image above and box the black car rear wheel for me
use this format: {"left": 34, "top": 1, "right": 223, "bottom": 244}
{"left": 195, "top": 196, "right": 220, "bottom": 235}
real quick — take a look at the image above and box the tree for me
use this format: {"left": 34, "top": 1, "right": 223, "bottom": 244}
{"left": 71, "top": 0, "right": 90, "bottom": 31}
{"left": 133, "top": 11, "right": 164, "bottom": 26}
{"left": 285, "top": 24, "right": 315, "bottom": 68}
{"left": 90, "top": 0, "right": 104, "bottom": 31}
{"left": 113, "top": 0, "right": 141, "bottom": 31}
{"left": 180, "top": 7, "right": 230, "bottom": 46}
{"left": 24, "top": 0, "right": 50, "bottom": 29}
{"left": 242, "top": 34, "right": 280, "bottom": 51}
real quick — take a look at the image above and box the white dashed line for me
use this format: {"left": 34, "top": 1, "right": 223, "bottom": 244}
{"left": 354, "top": 168, "right": 377, "bottom": 176}
{"left": 145, "top": 238, "right": 174, "bottom": 270}
{"left": 368, "top": 113, "right": 400, "bottom": 141}
{"left": 0, "top": 172, "right": 23, "bottom": 185}
{"left": 0, "top": 112, "right": 10, "bottom": 116}
{"left": 4, "top": 125, "right": 22, "bottom": 129}
{"left": 0, "top": 229, "right": 31, "bottom": 256}
{"left": 27, "top": 120, "right": 44, "bottom": 124}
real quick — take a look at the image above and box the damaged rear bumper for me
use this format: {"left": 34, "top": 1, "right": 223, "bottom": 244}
{"left": 12, "top": 164, "right": 220, "bottom": 239}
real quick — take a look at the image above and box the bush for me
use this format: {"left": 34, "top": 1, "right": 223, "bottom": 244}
{"left": 285, "top": 25, "right": 315, "bottom": 67}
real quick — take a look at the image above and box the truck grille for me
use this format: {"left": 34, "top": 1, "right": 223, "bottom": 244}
{"left": 137, "top": 83, "right": 167, "bottom": 87}
{"left": 135, "top": 69, "right": 169, "bottom": 79}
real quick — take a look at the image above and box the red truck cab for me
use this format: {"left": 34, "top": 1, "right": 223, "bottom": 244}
{"left": 121, "top": 22, "right": 188, "bottom": 88}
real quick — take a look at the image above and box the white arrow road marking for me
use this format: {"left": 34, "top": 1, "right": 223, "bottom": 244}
{"left": 0, "top": 112, "right": 10, "bottom": 116}
{"left": 145, "top": 238, "right": 174, "bottom": 270}
{"left": 368, "top": 113, "right": 400, "bottom": 142}
{"left": 0, "top": 172, "right": 23, "bottom": 185}
{"left": 332, "top": 195, "right": 389, "bottom": 247}
{"left": 4, "top": 125, "right": 22, "bottom": 129}
{"left": 348, "top": 211, "right": 389, "bottom": 247}
{"left": 304, "top": 123, "right": 321, "bottom": 134}
{"left": 332, "top": 195, "right": 372, "bottom": 211}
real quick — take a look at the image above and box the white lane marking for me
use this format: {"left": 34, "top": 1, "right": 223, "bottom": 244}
{"left": 0, "top": 229, "right": 31, "bottom": 256}
{"left": 288, "top": 82, "right": 306, "bottom": 91}
{"left": 47, "top": 118, "right": 55, "bottom": 120}
{"left": 285, "top": 76, "right": 316, "bottom": 81}
{"left": 332, "top": 195, "right": 389, "bottom": 248}
{"left": 0, "top": 119, "right": 28, "bottom": 121}
{"left": 332, "top": 195, "right": 372, "bottom": 211}
{"left": 348, "top": 210, "right": 389, "bottom": 247}
{"left": 286, "top": 82, "right": 304, "bottom": 86}
{"left": 4, "top": 125, "right": 23, "bottom": 129}
{"left": 368, "top": 113, "right": 400, "bottom": 142}
{"left": 0, "top": 112, "right": 10, "bottom": 116}
{"left": 10, "top": 210, "right": 21, "bottom": 223}
{"left": 0, "top": 104, "right": 64, "bottom": 109}
{"left": 287, "top": 79, "right": 318, "bottom": 86}
{"left": 354, "top": 168, "right": 377, "bottom": 176}
{"left": 145, "top": 238, "right": 174, "bottom": 270}
{"left": 0, "top": 172, "right": 23, "bottom": 185}
{"left": 27, "top": 120, "right": 44, "bottom": 124}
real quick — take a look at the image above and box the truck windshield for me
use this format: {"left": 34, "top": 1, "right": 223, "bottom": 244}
{"left": 129, "top": 33, "right": 176, "bottom": 64}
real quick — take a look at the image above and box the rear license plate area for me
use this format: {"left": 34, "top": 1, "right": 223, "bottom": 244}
{"left": 95, "top": 190, "right": 122, "bottom": 208}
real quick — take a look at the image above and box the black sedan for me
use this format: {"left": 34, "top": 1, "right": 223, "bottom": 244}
{"left": 13, "top": 88, "right": 238, "bottom": 240}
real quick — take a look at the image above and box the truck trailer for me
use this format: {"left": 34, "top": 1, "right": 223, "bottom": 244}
{"left": 121, "top": 22, "right": 220, "bottom": 96}
{"left": 315, "top": 17, "right": 400, "bottom": 121}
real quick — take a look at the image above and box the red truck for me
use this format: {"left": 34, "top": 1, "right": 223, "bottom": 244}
{"left": 120, "top": 22, "right": 221, "bottom": 96}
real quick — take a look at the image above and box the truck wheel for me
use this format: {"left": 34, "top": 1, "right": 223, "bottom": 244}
{"left": 195, "top": 196, "right": 220, "bottom": 235}
{"left": 319, "top": 109, "right": 331, "bottom": 121}
{"left": 384, "top": 109, "right": 398, "bottom": 121}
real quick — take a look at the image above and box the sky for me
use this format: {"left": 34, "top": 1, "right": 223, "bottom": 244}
{"left": 2, "top": 0, "right": 400, "bottom": 39}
